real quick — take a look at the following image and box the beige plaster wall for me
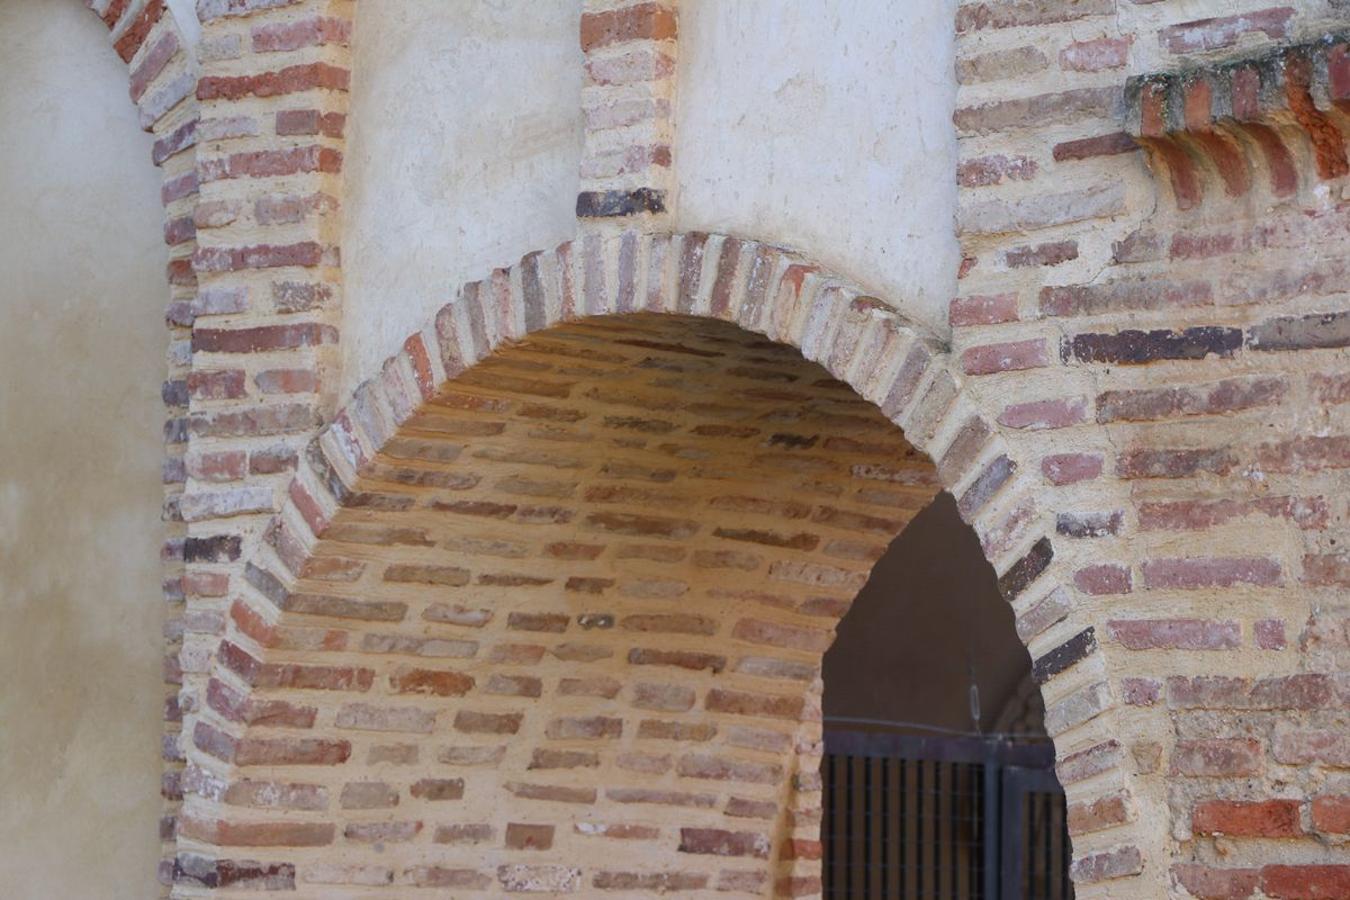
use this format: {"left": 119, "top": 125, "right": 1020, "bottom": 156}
{"left": 0, "top": 3, "right": 168, "bottom": 896}
{"left": 674, "top": 0, "right": 961, "bottom": 336}
{"left": 340, "top": 0, "right": 586, "bottom": 396}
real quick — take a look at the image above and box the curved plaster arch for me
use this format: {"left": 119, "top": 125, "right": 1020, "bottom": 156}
{"left": 176, "top": 228, "right": 1152, "bottom": 896}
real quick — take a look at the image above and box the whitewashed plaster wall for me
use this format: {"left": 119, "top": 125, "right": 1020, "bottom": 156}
{"left": 340, "top": 0, "right": 586, "bottom": 397}
{"left": 0, "top": 3, "right": 168, "bottom": 897}
{"left": 674, "top": 0, "right": 960, "bottom": 335}
{"left": 338, "top": 0, "right": 961, "bottom": 393}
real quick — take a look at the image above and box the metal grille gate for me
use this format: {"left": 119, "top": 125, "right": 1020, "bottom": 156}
{"left": 822, "top": 731, "right": 1074, "bottom": 899}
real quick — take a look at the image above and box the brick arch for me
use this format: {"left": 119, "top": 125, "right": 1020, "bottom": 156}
{"left": 176, "top": 229, "right": 1146, "bottom": 896}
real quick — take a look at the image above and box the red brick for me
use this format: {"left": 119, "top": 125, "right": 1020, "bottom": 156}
{"left": 1261, "top": 865, "right": 1350, "bottom": 899}
{"left": 1171, "top": 739, "right": 1263, "bottom": 776}
{"left": 252, "top": 16, "right": 351, "bottom": 52}
{"left": 1121, "top": 678, "right": 1160, "bottom": 706}
{"left": 1068, "top": 791, "right": 1131, "bottom": 835}
{"left": 1273, "top": 729, "right": 1350, "bottom": 766}
{"left": 1075, "top": 564, "right": 1132, "bottom": 595}
{"left": 197, "top": 62, "right": 350, "bottom": 101}
{"left": 1061, "top": 36, "right": 1132, "bottom": 72}
{"left": 1042, "top": 452, "right": 1102, "bottom": 485}
{"left": 1161, "top": 8, "right": 1294, "bottom": 55}
{"left": 1000, "top": 397, "right": 1086, "bottom": 430}
{"left": 390, "top": 667, "right": 474, "bottom": 697}
{"left": 201, "top": 146, "right": 342, "bottom": 182}
{"left": 1171, "top": 864, "right": 1260, "bottom": 899}
{"left": 1255, "top": 619, "right": 1287, "bottom": 650}
{"left": 505, "top": 823, "right": 554, "bottom": 851}
{"left": 1258, "top": 436, "right": 1350, "bottom": 473}
{"left": 580, "top": 3, "right": 677, "bottom": 52}
{"left": 949, "top": 292, "right": 1017, "bottom": 327}
{"left": 113, "top": 0, "right": 164, "bottom": 62}
{"left": 1303, "top": 552, "right": 1350, "bottom": 587}
{"left": 957, "top": 0, "right": 1115, "bottom": 34}
{"left": 962, "top": 339, "right": 1048, "bottom": 375}
{"left": 1193, "top": 800, "right": 1302, "bottom": 837}
{"left": 1071, "top": 845, "right": 1143, "bottom": 882}
{"left": 1141, "top": 556, "right": 1282, "bottom": 590}
{"left": 1117, "top": 447, "right": 1237, "bottom": 479}
{"left": 1054, "top": 131, "right": 1139, "bottom": 161}
{"left": 678, "top": 828, "right": 770, "bottom": 859}
{"left": 956, "top": 155, "right": 1037, "bottom": 188}
{"left": 1006, "top": 240, "right": 1078, "bottom": 268}
{"left": 705, "top": 688, "right": 803, "bottom": 720}
{"left": 275, "top": 108, "right": 346, "bottom": 137}
{"left": 130, "top": 30, "right": 179, "bottom": 101}
{"left": 1311, "top": 795, "right": 1350, "bottom": 834}
{"left": 180, "top": 816, "right": 334, "bottom": 847}
{"left": 193, "top": 242, "right": 330, "bottom": 273}
{"left": 955, "top": 87, "right": 1116, "bottom": 136}
{"left": 1139, "top": 496, "right": 1327, "bottom": 532}
{"left": 1107, "top": 618, "right": 1240, "bottom": 650}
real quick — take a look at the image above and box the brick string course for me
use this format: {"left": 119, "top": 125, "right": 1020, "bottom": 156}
{"left": 66, "top": 0, "right": 1350, "bottom": 897}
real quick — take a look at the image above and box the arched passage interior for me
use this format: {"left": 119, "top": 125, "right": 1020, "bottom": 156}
{"left": 187, "top": 312, "right": 978, "bottom": 893}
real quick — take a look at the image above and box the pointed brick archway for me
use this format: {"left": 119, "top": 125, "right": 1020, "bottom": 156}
{"left": 174, "top": 229, "right": 1146, "bottom": 896}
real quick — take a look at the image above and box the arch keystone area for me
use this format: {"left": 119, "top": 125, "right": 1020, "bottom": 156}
{"left": 169, "top": 228, "right": 1151, "bottom": 896}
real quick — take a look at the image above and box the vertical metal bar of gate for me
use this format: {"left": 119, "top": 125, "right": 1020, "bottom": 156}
{"left": 983, "top": 742, "right": 1001, "bottom": 900}
{"left": 821, "top": 730, "right": 1069, "bottom": 899}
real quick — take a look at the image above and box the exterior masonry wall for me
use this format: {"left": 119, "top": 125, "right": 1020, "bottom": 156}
{"left": 952, "top": 0, "right": 1350, "bottom": 895}
{"left": 0, "top": 0, "right": 1346, "bottom": 897}
{"left": 672, "top": 0, "right": 961, "bottom": 334}
{"left": 0, "top": 5, "right": 170, "bottom": 896}
{"left": 339, "top": 0, "right": 586, "bottom": 399}
{"left": 187, "top": 312, "right": 943, "bottom": 894}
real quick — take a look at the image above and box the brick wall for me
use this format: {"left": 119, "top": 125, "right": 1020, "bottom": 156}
{"left": 41, "top": 0, "right": 1350, "bottom": 896}
{"left": 953, "top": 0, "right": 1350, "bottom": 895}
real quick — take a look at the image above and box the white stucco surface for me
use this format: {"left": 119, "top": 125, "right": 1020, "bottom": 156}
{"left": 165, "top": 0, "right": 200, "bottom": 50}
{"left": 0, "top": 2, "right": 167, "bottom": 897}
{"left": 340, "top": 0, "right": 586, "bottom": 395}
{"left": 674, "top": 0, "right": 960, "bottom": 335}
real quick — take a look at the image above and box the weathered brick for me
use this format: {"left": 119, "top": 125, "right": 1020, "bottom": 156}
{"left": 957, "top": 0, "right": 1115, "bottom": 34}
{"left": 1142, "top": 557, "right": 1282, "bottom": 589}
{"left": 1261, "top": 865, "right": 1350, "bottom": 899}
{"left": 962, "top": 339, "right": 1048, "bottom": 375}
{"left": 678, "top": 828, "right": 770, "bottom": 859}
{"left": 197, "top": 62, "right": 350, "bottom": 101}
{"left": 950, "top": 292, "right": 1018, "bottom": 327}
{"left": 1249, "top": 311, "right": 1350, "bottom": 351}
{"left": 1007, "top": 240, "right": 1078, "bottom": 268}
{"left": 1075, "top": 564, "right": 1132, "bottom": 595}
{"left": 1066, "top": 328, "right": 1242, "bottom": 364}
{"left": 580, "top": 3, "right": 677, "bottom": 52}
{"left": 1033, "top": 628, "right": 1098, "bottom": 683}
{"left": 1171, "top": 864, "right": 1260, "bottom": 899}
{"left": 956, "top": 155, "right": 1037, "bottom": 188}
{"left": 1061, "top": 36, "right": 1132, "bottom": 72}
{"left": 1193, "top": 800, "right": 1302, "bottom": 837}
{"left": 1068, "top": 790, "right": 1131, "bottom": 835}
{"left": 1117, "top": 447, "right": 1237, "bottom": 479}
{"left": 1107, "top": 618, "right": 1240, "bottom": 650}
{"left": 1171, "top": 739, "right": 1263, "bottom": 776}
{"left": 956, "top": 45, "right": 1049, "bottom": 83}
{"left": 1160, "top": 8, "right": 1294, "bottom": 54}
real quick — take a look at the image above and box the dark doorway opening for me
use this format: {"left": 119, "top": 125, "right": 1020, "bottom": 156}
{"left": 821, "top": 493, "right": 1074, "bottom": 899}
